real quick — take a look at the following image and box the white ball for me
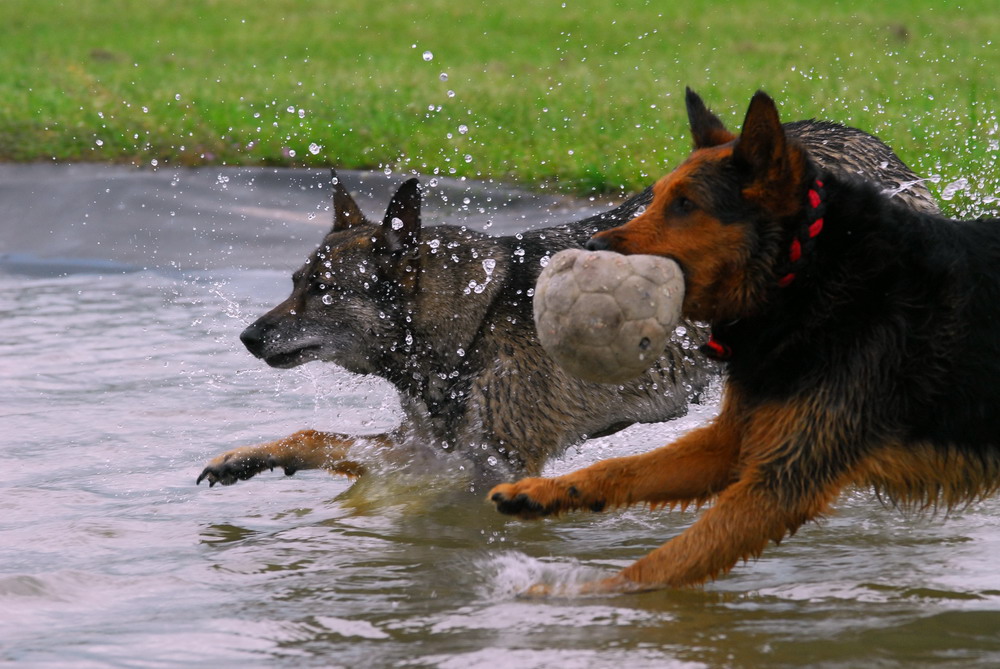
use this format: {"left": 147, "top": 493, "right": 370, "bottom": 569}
{"left": 533, "top": 249, "right": 685, "bottom": 384}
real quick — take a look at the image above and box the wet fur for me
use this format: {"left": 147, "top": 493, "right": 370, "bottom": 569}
{"left": 198, "top": 96, "right": 936, "bottom": 490}
{"left": 198, "top": 176, "right": 709, "bottom": 486}
{"left": 490, "top": 88, "right": 999, "bottom": 595}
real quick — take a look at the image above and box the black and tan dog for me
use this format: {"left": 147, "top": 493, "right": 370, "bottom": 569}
{"left": 490, "top": 88, "right": 1000, "bottom": 595}
{"left": 198, "top": 93, "right": 936, "bottom": 489}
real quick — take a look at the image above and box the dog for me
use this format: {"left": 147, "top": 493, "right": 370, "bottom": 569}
{"left": 198, "top": 92, "right": 937, "bottom": 489}
{"left": 489, "top": 88, "right": 1000, "bottom": 596}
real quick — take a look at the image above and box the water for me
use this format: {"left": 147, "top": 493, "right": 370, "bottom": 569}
{"left": 3, "top": 167, "right": 1000, "bottom": 668}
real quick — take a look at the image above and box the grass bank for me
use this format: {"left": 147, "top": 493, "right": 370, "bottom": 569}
{"left": 2, "top": 0, "right": 999, "bottom": 203}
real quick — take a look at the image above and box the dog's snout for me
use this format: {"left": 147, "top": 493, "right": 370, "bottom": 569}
{"left": 240, "top": 322, "right": 266, "bottom": 356}
{"left": 585, "top": 235, "right": 611, "bottom": 251}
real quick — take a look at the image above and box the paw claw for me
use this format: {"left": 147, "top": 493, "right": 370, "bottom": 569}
{"left": 196, "top": 468, "right": 218, "bottom": 486}
{"left": 490, "top": 491, "right": 548, "bottom": 517}
{"left": 197, "top": 451, "right": 278, "bottom": 488}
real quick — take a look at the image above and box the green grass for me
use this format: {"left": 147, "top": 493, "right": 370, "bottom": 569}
{"left": 2, "top": 0, "right": 1000, "bottom": 205}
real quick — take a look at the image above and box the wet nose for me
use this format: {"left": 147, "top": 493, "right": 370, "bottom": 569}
{"left": 240, "top": 322, "right": 266, "bottom": 357}
{"left": 585, "top": 236, "right": 611, "bottom": 251}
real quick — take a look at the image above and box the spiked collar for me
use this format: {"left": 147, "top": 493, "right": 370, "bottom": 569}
{"left": 700, "top": 178, "right": 826, "bottom": 362}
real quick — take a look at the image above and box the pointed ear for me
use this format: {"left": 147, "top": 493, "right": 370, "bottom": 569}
{"left": 686, "top": 87, "right": 736, "bottom": 149}
{"left": 381, "top": 178, "right": 421, "bottom": 254}
{"left": 732, "top": 91, "right": 787, "bottom": 176}
{"left": 331, "top": 169, "right": 368, "bottom": 231}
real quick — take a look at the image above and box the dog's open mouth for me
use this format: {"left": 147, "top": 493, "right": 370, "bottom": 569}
{"left": 263, "top": 346, "right": 321, "bottom": 368}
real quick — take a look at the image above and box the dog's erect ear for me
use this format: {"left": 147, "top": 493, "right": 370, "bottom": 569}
{"left": 733, "top": 91, "right": 787, "bottom": 176}
{"left": 686, "top": 87, "right": 736, "bottom": 149}
{"left": 381, "top": 178, "right": 422, "bottom": 254}
{"left": 331, "top": 169, "right": 368, "bottom": 232}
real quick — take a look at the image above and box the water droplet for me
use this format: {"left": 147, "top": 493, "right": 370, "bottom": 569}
{"left": 322, "top": 294, "right": 334, "bottom": 305}
{"left": 286, "top": 105, "right": 295, "bottom": 113}
{"left": 384, "top": 166, "right": 392, "bottom": 176}
{"left": 95, "top": 139, "right": 104, "bottom": 147}
{"left": 458, "top": 124, "right": 468, "bottom": 134}
{"left": 298, "top": 109, "right": 306, "bottom": 119}
{"left": 941, "top": 177, "right": 969, "bottom": 201}
{"left": 482, "top": 258, "right": 496, "bottom": 275}
{"left": 308, "top": 142, "right": 321, "bottom": 154}
{"left": 422, "top": 50, "right": 433, "bottom": 61}
{"left": 457, "top": 348, "right": 465, "bottom": 357}
{"left": 391, "top": 217, "right": 404, "bottom": 230}
{"left": 439, "top": 72, "right": 448, "bottom": 81}
{"left": 447, "top": 90, "right": 456, "bottom": 98}
{"left": 487, "top": 455, "right": 498, "bottom": 467}
{"left": 464, "top": 154, "right": 473, "bottom": 163}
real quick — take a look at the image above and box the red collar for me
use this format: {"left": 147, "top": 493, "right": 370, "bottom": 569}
{"left": 700, "top": 178, "right": 826, "bottom": 362}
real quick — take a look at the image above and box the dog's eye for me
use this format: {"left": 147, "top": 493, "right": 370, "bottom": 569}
{"left": 672, "top": 196, "right": 697, "bottom": 214}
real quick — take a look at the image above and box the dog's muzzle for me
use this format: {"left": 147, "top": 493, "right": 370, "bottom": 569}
{"left": 585, "top": 236, "right": 612, "bottom": 252}
{"left": 240, "top": 322, "right": 267, "bottom": 358}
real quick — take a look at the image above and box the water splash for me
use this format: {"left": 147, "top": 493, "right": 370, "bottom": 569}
{"left": 940, "top": 177, "right": 969, "bottom": 201}
{"left": 473, "top": 551, "right": 614, "bottom": 601}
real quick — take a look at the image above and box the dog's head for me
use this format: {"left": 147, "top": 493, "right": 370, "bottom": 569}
{"left": 240, "top": 173, "right": 424, "bottom": 374}
{"left": 588, "top": 88, "right": 815, "bottom": 324}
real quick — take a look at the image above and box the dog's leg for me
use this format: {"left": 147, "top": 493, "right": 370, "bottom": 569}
{"left": 489, "top": 416, "right": 741, "bottom": 518}
{"left": 505, "top": 460, "right": 843, "bottom": 597}
{"left": 197, "top": 430, "right": 392, "bottom": 486}
{"left": 570, "top": 472, "right": 843, "bottom": 595}
{"left": 493, "top": 393, "right": 853, "bottom": 595}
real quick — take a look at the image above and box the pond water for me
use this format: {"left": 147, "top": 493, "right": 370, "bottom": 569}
{"left": 3, "top": 166, "right": 1000, "bottom": 668}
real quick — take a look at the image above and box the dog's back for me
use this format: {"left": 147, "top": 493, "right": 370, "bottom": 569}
{"left": 743, "top": 175, "right": 1000, "bottom": 451}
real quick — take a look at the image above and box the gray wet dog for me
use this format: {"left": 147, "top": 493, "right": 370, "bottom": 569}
{"left": 197, "top": 91, "right": 937, "bottom": 488}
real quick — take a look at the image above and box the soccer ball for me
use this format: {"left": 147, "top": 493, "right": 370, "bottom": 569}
{"left": 533, "top": 249, "right": 685, "bottom": 384}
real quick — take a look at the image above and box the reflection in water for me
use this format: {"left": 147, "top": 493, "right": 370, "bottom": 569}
{"left": 3, "top": 268, "right": 1000, "bottom": 668}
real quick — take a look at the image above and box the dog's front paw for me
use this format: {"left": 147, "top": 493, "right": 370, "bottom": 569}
{"left": 488, "top": 478, "right": 606, "bottom": 519}
{"left": 196, "top": 448, "right": 296, "bottom": 487}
